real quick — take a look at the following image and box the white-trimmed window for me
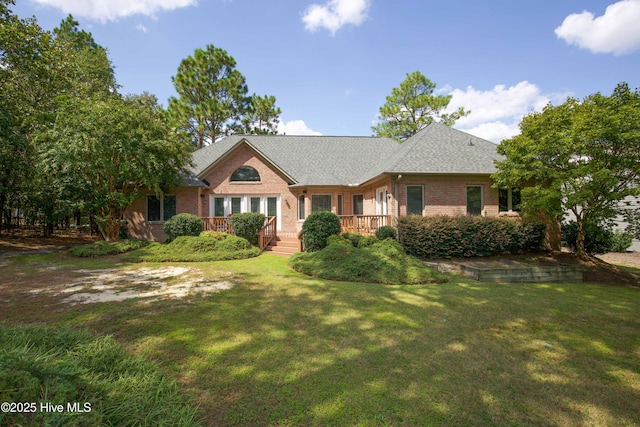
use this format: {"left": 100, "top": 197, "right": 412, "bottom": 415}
{"left": 311, "top": 195, "right": 332, "bottom": 213}
{"left": 337, "top": 194, "right": 343, "bottom": 215}
{"left": 214, "top": 197, "right": 225, "bottom": 217}
{"left": 298, "top": 195, "right": 306, "bottom": 220}
{"left": 499, "top": 188, "right": 521, "bottom": 212}
{"left": 267, "top": 197, "right": 277, "bottom": 217}
{"left": 353, "top": 195, "right": 364, "bottom": 215}
{"left": 466, "top": 186, "right": 483, "bottom": 216}
{"left": 210, "top": 194, "right": 281, "bottom": 229}
{"left": 147, "top": 195, "right": 176, "bottom": 222}
{"left": 406, "top": 185, "right": 424, "bottom": 215}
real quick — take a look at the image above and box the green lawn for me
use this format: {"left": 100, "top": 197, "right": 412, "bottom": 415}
{"left": 2, "top": 252, "right": 640, "bottom": 426}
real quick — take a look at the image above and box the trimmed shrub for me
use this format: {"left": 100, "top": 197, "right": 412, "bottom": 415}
{"left": 199, "top": 230, "right": 229, "bottom": 240}
{"left": 342, "top": 232, "right": 364, "bottom": 247}
{"left": 229, "top": 212, "right": 265, "bottom": 246}
{"left": 289, "top": 239, "right": 448, "bottom": 284}
{"left": 301, "top": 211, "right": 342, "bottom": 252}
{"left": 69, "top": 239, "right": 149, "bottom": 257}
{"left": 163, "top": 213, "right": 203, "bottom": 240}
{"left": 122, "top": 235, "right": 260, "bottom": 262}
{"left": 611, "top": 230, "right": 634, "bottom": 252}
{"left": 375, "top": 225, "right": 397, "bottom": 240}
{"left": 562, "top": 221, "right": 614, "bottom": 255}
{"left": 357, "top": 235, "right": 379, "bottom": 248}
{"left": 216, "top": 234, "right": 253, "bottom": 251}
{"left": 327, "top": 234, "right": 352, "bottom": 246}
{"left": 397, "top": 215, "right": 546, "bottom": 258}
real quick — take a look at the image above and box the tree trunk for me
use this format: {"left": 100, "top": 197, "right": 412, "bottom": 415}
{"left": 98, "top": 205, "right": 122, "bottom": 241}
{"left": 89, "top": 211, "right": 99, "bottom": 236}
{"left": 575, "top": 218, "right": 588, "bottom": 260}
{"left": 0, "top": 193, "right": 5, "bottom": 237}
{"left": 42, "top": 205, "right": 54, "bottom": 237}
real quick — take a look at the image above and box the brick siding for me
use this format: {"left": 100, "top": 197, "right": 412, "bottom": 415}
{"left": 126, "top": 150, "right": 504, "bottom": 241}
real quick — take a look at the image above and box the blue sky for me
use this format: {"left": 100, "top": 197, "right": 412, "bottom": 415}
{"left": 13, "top": 0, "right": 640, "bottom": 142}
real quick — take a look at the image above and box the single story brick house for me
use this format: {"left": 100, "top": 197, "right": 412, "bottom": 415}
{"left": 125, "top": 123, "right": 521, "bottom": 251}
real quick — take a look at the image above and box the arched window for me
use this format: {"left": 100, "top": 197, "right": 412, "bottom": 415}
{"left": 230, "top": 166, "right": 261, "bottom": 182}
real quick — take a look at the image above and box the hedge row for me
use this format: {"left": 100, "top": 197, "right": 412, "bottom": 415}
{"left": 397, "top": 215, "right": 546, "bottom": 258}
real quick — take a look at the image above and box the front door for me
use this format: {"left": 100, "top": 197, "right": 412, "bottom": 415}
{"left": 376, "top": 188, "right": 387, "bottom": 216}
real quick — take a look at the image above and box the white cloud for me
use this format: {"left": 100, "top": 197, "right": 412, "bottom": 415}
{"left": 277, "top": 120, "right": 322, "bottom": 135}
{"left": 458, "top": 122, "right": 521, "bottom": 145}
{"left": 445, "top": 81, "right": 571, "bottom": 143}
{"left": 555, "top": 0, "right": 640, "bottom": 55}
{"left": 29, "top": 0, "right": 197, "bottom": 23}
{"left": 302, "top": 0, "right": 370, "bottom": 35}
{"left": 136, "top": 24, "right": 149, "bottom": 33}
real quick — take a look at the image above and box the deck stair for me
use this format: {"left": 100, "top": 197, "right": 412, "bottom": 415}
{"left": 265, "top": 237, "right": 300, "bottom": 256}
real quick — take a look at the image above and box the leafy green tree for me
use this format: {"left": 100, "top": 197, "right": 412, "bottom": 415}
{"left": 241, "top": 94, "right": 282, "bottom": 135}
{"left": 33, "top": 15, "right": 117, "bottom": 236}
{"left": 168, "top": 45, "right": 249, "bottom": 149}
{"left": 372, "top": 71, "right": 469, "bottom": 141}
{"left": 168, "top": 44, "right": 282, "bottom": 148}
{"left": 0, "top": 5, "right": 118, "bottom": 236}
{"left": 0, "top": 0, "right": 51, "bottom": 235}
{"left": 493, "top": 83, "right": 640, "bottom": 259}
{"left": 52, "top": 15, "right": 118, "bottom": 97}
{"left": 42, "top": 94, "right": 192, "bottom": 241}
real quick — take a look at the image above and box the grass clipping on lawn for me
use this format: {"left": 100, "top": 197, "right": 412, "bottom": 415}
{"left": 122, "top": 235, "right": 261, "bottom": 262}
{"left": 289, "top": 239, "right": 448, "bottom": 284}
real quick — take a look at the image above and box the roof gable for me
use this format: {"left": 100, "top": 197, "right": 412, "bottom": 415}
{"left": 190, "top": 125, "right": 502, "bottom": 187}
{"left": 192, "top": 134, "right": 399, "bottom": 186}
{"left": 195, "top": 138, "right": 297, "bottom": 184}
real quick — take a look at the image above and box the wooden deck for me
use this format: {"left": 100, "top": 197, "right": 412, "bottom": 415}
{"left": 202, "top": 216, "right": 276, "bottom": 250}
{"left": 202, "top": 217, "right": 232, "bottom": 234}
{"left": 338, "top": 215, "right": 391, "bottom": 236}
{"left": 202, "top": 214, "right": 391, "bottom": 252}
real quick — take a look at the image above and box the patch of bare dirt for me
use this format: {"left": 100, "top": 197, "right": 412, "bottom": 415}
{"left": 29, "top": 266, "right": 235, "bottom": 304}
{"left": 1, "top": 231, "right": 236, "bottom": 306}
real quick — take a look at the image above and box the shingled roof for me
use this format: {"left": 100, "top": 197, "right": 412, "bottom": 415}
{"left": 190, "top": 123, "right": 502, "bottom": 187}
{"left": 370, "top": 122, "right": 503, "bottom": 177}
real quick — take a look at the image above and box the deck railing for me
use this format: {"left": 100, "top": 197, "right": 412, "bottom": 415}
{"left": 338, "top": 215, "right": 392, "bottom": 236}
{"left": 258, "top": 216, "right": 277, "bottom": 250}
{"left": 202, "top": 216, "right": 277, "bottom": 251}
{"left": 202, "top": 217, "right": 233, "bottom": 234}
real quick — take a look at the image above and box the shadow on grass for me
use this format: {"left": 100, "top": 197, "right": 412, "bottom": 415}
{"left": 14, "top": 254, "right": 640, "bottom": 426}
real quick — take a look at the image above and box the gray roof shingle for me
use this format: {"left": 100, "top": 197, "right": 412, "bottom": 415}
{"left": 190, "top": 124, "right": 502, "bottom": 186}
{"left": 191, "top": 134, "right": 400, "bottom": 186}
{"left": 370, "top": 122, "right": 502, "bottom": 177}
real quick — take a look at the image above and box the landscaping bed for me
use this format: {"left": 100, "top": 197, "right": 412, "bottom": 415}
{"left": 289, "top": 239, "right": 448, "bottom": 284}
{"left": 452, "top": 259, "right": 583, "bottom": 283}
{"left": 431, "top": 251, "right": 640, "bottom": 288}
